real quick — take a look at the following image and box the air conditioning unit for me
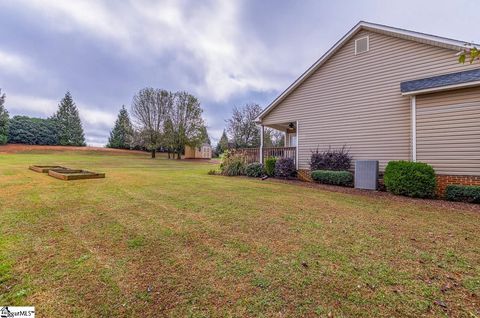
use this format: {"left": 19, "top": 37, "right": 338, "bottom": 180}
{"left": 354, "top": 160, "right": 378, "bottom": 190}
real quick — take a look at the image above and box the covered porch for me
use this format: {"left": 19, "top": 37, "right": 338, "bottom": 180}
{"left": 237, "top": 121, "right": 298, "bottom": 168}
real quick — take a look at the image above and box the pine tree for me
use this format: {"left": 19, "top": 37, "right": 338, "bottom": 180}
{"left": 0, "top": 89, "right": 9, "bottom": 145}
{"left": 199, "top": 126, "right": 211, "bottom": 145}
{"left": 107, "top": 106, "right": 133, "bottom": 149}
{"left": 215, "top": 130, "right": 229, "bottom": 155}
{"left": 52, "top": 91, "right": 86, "bottom": 146}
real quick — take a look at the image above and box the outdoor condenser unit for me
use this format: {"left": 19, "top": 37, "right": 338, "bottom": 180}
{"left": 354, "top": 160, "right": 378, "bottom": 190}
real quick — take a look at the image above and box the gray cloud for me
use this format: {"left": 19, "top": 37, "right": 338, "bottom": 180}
{"left": 0, "top": 0, "right": 479, "bottom": 145}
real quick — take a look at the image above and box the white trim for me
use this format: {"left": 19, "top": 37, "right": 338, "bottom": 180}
{"left": 255, "top": 21, "right": 477, "bottom": 123}
{"left": 401, "top": 80, "right": 480, "bottom": 96}
{"left": 354, "top": 36, "right": 369, "bottom": 55}
{"left": 259, "top": 125, "right": 264, "bottom": 163}
{"left": 295, "top": 120, "right": 299, "bottom": 170}
{"left": 411, "top": 96, "right": 417, "bottom": 162}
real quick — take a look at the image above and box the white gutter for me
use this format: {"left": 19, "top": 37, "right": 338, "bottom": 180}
{"left": 411, "top": 96, "right": 416, "bottom": 162}
{"left": 259, "top": 125, "right": 264, "bottom": 164}
{"left": 295, "top": 120, "right": 299, "bottom": 169}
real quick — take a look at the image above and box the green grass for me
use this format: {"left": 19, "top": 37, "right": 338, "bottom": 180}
{"left": 1, "top": 148, "right": 480, "bottom": 317}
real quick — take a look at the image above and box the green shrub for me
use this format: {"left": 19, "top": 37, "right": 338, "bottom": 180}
{"left": 311, "top": 170, "right": 353, "bottom": 186}
{"left": 220, "top": 150, "right": 246, "bottom": 176}
{"left": 0, "top": 134, "right": 7, "bottom": 145}
{"left": 445, "top": 185, "right": 480, "bottom": 203}
{"left": 384, "top": 161, "right": 436, "bottom": 198}
{"left": 265, "top": 157, "right": 277, "bottom": 177}
{"left": 246, "top": 163, "right": 264, "bottom": 178}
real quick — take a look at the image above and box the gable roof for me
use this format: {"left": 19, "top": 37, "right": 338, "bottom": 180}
{"left": 256, "top": 21, "right": 478, "bottom": 122}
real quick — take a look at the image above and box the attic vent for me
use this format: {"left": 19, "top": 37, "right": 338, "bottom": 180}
{"left": 355, "top": 36, "right": 369, "bottom": 54}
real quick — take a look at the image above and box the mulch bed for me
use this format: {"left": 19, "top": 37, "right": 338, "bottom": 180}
{"left": 268, "top": 178, "right": 480, "bottom": 213}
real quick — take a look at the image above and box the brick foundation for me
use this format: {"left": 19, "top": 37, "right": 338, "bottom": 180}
{"left": 436, "top": 175, "right": 480, "bottom": 196}
{"left": 297, "top": 170, "right": 480, "bottom": 198}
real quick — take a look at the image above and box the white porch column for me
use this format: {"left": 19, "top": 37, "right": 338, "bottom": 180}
{"left": 295, "top": 120, "right": 299, "bottom": 169}
{"left": 411, "top": 96, "right": 416, "bottom": 162}
{"left": 260, "top": 124, "right": 264, "bottom": 163}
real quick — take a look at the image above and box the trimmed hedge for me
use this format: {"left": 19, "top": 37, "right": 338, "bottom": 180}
{"left": 383, "top": 161, "right": 436, "bottom": 198}
{"left": 265, "top": 157, "right": 277, "bottom": 177}
{"left": 311, "top": 170, "right": 353, "bottom": 186}
{"left": 275, "top": 157, "right": 296, "bottom": 178}
{"left": 246, "top": 163, "right": 264, "bottom": 178}
{"left": 445, "top": 185, "right": 480, "bottom": 203}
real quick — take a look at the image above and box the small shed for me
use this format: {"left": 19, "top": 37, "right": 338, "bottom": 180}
{"left": 184, "top": 143, "right": 212, "bottom": 159}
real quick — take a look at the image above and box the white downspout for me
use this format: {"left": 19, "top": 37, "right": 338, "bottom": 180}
{"left": 295, "top": 120, "right": 299, "bottom": 170}
{"left": 260, "top": 124, "right": 264, "bottom": 164}
{"left": 411, "top": 96, "right": 416, "bottom": 162}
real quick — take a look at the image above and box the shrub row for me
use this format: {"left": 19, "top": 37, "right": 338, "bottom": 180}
{"left": 219, "top": 152, "right": 297, "bottom": 179}
{"left": 245, "top": 157, "right": 296, "bottom": 178}
{"left": 445, "top": 185, "right": 480, "bottom": 203}
{"left": 311, "top": 170, "right": 353, "bottom": 186}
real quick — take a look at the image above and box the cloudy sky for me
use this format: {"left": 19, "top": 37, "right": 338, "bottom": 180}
{"left": 0, "top": 0, "right": 479, "bottom": 146}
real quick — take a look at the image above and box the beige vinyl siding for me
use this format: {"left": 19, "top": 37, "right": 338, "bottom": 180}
{"left": 262, "top": 30, "right": 479, "bottom": 171}
{"left": 416, "top": 87, "right": 480, "bottom": 175}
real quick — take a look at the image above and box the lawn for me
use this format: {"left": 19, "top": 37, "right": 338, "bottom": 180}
{"left": 0, "top": 148, "right": 479, "bottom": 317}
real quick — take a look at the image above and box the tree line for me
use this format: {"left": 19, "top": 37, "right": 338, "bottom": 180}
{"left": 0, "top": 88, "right": 209, "bottom": 159}
{"left": 0, "top": 87, "right": 280, "bottom": 158}
{"left": 215, "top": 103, "right": 284, "bottom": 156}
{"left": 107, "top": 88, "right": 209, "bottom": 159}
{"left": 0, "top": 90, "right": 86, "bottom": 146}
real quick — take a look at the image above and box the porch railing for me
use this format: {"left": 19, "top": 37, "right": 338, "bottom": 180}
{"left": 235, "top": 147, "right": 296, "bottom": 165}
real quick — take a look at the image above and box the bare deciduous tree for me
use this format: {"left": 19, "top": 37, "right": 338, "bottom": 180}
{"left": 264, "top": 128, "right": 285, "bottom": 147}
{"left": 164, "top": 92, "right": 206, "bottom": 159}
{"left": 226, "top": 103, "right": 262, "bottom": 148}
{"left": 131, "top": 88, "right": 172, "bottom": 158}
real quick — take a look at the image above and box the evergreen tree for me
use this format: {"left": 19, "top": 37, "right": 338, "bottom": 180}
{"left": 199, "top": 126, "right": 211, "bottom": 145}
{"left": 107, "top": 106, "right": 133, "bottom": 149}
{"left": 0, "top": 89, "right": 8, "bottom": 145}
{"left": 215, "top": 130, "right": 229, "bottom": 155}
{"left": 8, "top": 116, "right": 58, "bottom": 145}
{"left": 52, "top": 92, "right": 86, "bottom": 146}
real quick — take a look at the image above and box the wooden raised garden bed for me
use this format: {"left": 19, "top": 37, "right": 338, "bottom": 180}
{"left": 48, "top": 169, "right": 105, "bottom": 181}
{"left": 29, "top": 165, "right": 67, "bottom": 173}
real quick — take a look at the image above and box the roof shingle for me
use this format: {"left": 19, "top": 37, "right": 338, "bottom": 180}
{"left": 400, "top": 68, "right": 480, "bottom": 93}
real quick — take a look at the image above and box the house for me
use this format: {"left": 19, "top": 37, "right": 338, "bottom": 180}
{"left": 184, "top": 143, "right": 212, "bottom": 159}
{"left": 255, "top": 21, "right": 480, "bottom": 193}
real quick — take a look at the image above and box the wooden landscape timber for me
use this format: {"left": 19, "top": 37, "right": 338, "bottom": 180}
{"left": 48, "top": 169, "right": 105, "bottom": 181}
{"left": 29, "top": 165, "right": 68, "bottom": 173}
